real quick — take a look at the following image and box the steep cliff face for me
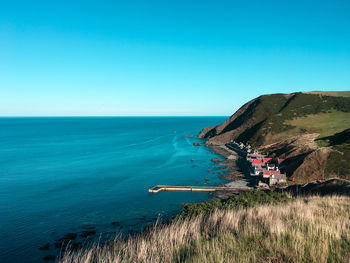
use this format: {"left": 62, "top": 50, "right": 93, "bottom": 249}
{"left": 199, "top": 91, "right": 350, "bottom": 181}
{"left": 198, "top": 96, "right": 263, "bottom": 144}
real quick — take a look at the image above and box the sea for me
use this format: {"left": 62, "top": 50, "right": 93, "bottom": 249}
{"left": 0, "top": 117, "right": 235, "bottom": 263}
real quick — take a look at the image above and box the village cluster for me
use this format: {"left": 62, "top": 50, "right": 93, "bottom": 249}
{"left": 232, "top": 142, "right": 287, "bottom": 186}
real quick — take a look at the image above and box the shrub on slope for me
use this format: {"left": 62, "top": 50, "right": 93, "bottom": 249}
{"left": 178, "top": 190, "right": 291, "bottom": 218}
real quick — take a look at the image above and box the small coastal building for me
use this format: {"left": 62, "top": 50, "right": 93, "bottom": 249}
{"left": 269, "top": 173, "right": 287, "bottom": 185}
{"left": 263, "top": 157, "right": 272, "bottom": 163}
{"left": 252, "top": 159, "right": 264, "bottom": 165}
{"left": 262, "top": 170, "right": 280, "bottom": 179}
{"left": 253, "top": 167, "right": 263, "bottom": 175}
{"left": 267, "top": 163, "right": 276, "bottom": 170}
{"left": 247, "top": 153, "right": 266, "bottom": 161}
{"left": 245, "top": 147, "right": 288, "bottom": 186}
{"left": 255, "top": 155, "right": 266, "bottom": 160}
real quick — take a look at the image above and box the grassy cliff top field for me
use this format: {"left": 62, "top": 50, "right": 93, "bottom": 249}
{"left": 284, "top": 110, "right": 350, "bottom": 138}
{"left": 305, "top": 91, "right": 350, "bottom": 97}
{"left": 60, "top": 193, "right": 350, "bottom": 263}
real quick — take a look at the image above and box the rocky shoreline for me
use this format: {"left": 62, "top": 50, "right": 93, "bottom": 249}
{"left": 207, "top": 144, "right": 257, "bottom": 191}
{"left": 210, "top": 145, "right": 243, "bottom": 180}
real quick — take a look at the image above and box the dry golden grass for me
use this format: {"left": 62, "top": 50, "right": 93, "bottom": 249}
{"left": 60, "top": 196, "right": 350, "bottom": 263}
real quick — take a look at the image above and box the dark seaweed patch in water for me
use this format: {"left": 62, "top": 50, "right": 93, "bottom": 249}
{"left": 79, "top": 230, "right": 96, "bottom": 238}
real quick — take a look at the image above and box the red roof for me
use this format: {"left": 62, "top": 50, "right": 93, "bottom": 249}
{"left": 278, "top": 158, "right": 285, "bottom": 163}
{"left": 263, "top": 170, "right": 280, "bottom": 175}
{"left": 263, "top": 158, "right": 272, "bottom": 163}
{"left": 252, "top": 159, "right": 264, "bottom": 165}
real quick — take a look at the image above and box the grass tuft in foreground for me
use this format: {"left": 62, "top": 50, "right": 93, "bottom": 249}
{"left": 60, "top": 195, "right": 350, "bottom": 263}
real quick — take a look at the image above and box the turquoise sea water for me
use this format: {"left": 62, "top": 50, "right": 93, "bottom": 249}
{"left": 0, "top": 117, "right": 230, "bottom": 262}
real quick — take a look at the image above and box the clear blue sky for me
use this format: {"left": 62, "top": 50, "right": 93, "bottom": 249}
{"left": 1, "top": 0, "right": 349, "bottom": 116}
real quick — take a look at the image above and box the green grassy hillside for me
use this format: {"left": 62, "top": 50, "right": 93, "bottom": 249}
{"left": 199, "top": 91, "right": 350, "bottom": 181}
{"left": 200, "top": 92, "right": 350, "bottom": 146}
{"left": 284, "top": 111, "right": 350, "bottom": 138}
{"left": 244, "top": 92, "right": 350, "bottom": 145}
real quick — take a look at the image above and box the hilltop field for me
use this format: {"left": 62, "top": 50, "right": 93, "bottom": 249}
{"left": 60, "top": 190, "right": 350, "bottom": 263}
{"left": 198, "top": 91, "right": 350, "bottom": 182}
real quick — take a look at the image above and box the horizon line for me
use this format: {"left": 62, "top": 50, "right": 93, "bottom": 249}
{"left": 0, "top": 115, "right": 230, "bottom": 118}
